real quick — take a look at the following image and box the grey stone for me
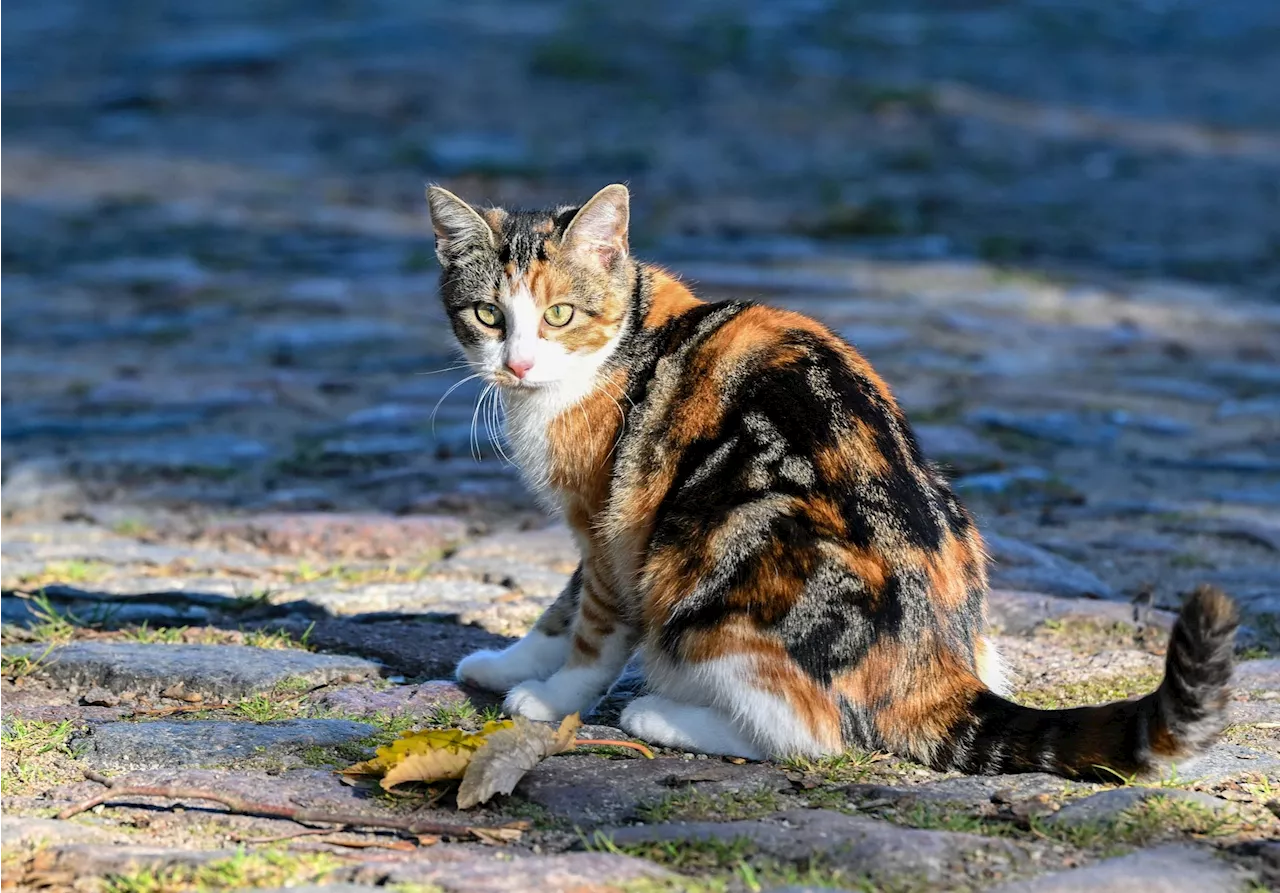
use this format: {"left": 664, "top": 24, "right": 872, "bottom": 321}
{"left": 955, "top": 466, "right": 1051, "bottom": 494}
{"left": 1159, "top": 507, "right": 1280, "bottom": 552}
{"left": 447, "top": 527, "right": 580, "bottom": 571}
{"left": 270, "top": 617, "right": 512, "bottom": 680}
{"left": 253, "top": 320, "right": 404, "bottom": 355}
{"left": 320, "top": 435, "right": 431, "bottom": 458}
{"left": 76, "top": 435, "right": 270, "bottom": 471}
{"left": 603, "top": 809, "right": 1029, "bottom": 887}
{"left": 67, "top": 256, "right": 209, "bottom": 290}
{"left": 433, "top": 555, "right": 570, "bottom": 598}
{"left": 428, "top": 133, "right": 532, "bottom": 174}
{"left": 1216, "top": 395, "right": 1280, "bottom": 419}
{"left": 1141, "top": 453, "right": 1280, "bottom": 474}
{"left": 0, "top": 816, "right": 113, "bottom": 848}
{"left": 143, "top": 30, "right": 287, "bottom": 72}
{"left": 985, "top": 589, "right": 1175, "bottom": 636}
{"left": 968, "top": 409, "right": 1119, "bottom": 448}
{"left": 2, "top": 410, "right": 205, "bottom": 441}
{"left": 0, "top": 459, "right": 82, "bottom": 514}
{"left": 1234, "top": 659, "right": 1280, "bottom": 692}
{"left": 984, "top": 534, "right": 1116, "bottom": 599}
{"left": 4, "top": 642, "right": 380, "bottom": 699}
{"left": 1121, "top": 377, "right": 1228, "bottom": 404}
{"left": 1043, "top": 788, "right": 1232, "bottom": 829}
{"left": 517, "top": 755, "right": 791, "bottom": 824}
{"left": 837, "top": 324, "right": 911, "bottom": 351}
{"left": 342, "top": 403, "right": 432, "bottom": 430}
{"left": 884, "top": 773, "right": 1077, "bottom": 807}
{"left": 1163, "top": 743, "right": 1280, "bottom": 783}
{"left": 987, "top": 844, "right": 1249, "bottom": 892}
{"left": 52, "top": 767, "right": 396, "bottom": 815}
{"left": 203, "top": 512, "right": 468, "bottom": 561}
{"left": 292, "top": 578, "right": 512, "bottom": 618}
{"left": 34, "top": 844, "right": 240, "bottom": 878}
{"left": 1216, "top": 484, "right": 1280, "bottom": 507}
{"left": 913, "top": 424, "right": 1001, "bottom": 460}
{"left": 313, "top": 680, "right": 472, "bottom": 718}
{"left": 363, "top": 851, "right": 675, "bottom": 891}
{"left": 76, "top": 719, "right": 376, "bottom": 770}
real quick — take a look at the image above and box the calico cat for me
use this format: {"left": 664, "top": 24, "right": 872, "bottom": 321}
{"left": 427, "top": 183, "right": 1238, "bottom": 778}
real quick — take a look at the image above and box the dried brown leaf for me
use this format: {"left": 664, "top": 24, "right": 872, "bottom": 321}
{"left": 455, "top": 714, "right": 582, "bottom": 809}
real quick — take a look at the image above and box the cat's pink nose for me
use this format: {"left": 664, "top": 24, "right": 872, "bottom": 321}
{"left": 507, "top": 358, "right": 534, "bottom": 379}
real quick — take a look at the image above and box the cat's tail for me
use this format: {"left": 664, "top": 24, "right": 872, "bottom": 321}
{"left": 926, "top": 586, "right": 1238, "bottom": 780}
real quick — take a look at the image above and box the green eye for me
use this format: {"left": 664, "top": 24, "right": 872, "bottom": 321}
{"left": 543, "top": 304, "right": 574, "bottom": 327}
{"left": 474, "top": 303, "right": 503, "bottom": 327}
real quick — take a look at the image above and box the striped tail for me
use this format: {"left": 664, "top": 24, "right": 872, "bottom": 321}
{"left": 935, "top": 586, "right": 1238, "bottom": 779}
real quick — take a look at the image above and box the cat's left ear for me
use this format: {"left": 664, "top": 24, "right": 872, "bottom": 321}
{"left": 561, "top": 184, "right": 629, "bottom": 270}
{"left": 427, "top": 185, "right": 495, "bottom": 266}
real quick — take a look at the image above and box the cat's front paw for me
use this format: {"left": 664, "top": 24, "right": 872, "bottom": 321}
{"left": 504, "top": 678, "right": 593, "bottom": 722}
{"left": 456, "top": 649, "right": 522, "bottom": 692}
{"left": 504, "top": 680, "right": 570, "bottom": 721}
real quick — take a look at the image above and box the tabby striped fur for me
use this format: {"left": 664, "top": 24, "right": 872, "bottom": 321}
{"left": 428, "top": 184, "right": 1238, "bottom": 778}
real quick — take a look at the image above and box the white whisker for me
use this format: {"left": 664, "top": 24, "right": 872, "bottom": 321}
{"left": 431, "top": 372, "right": 486, "bottom": 436}
{"left": 470, "top": 383, "right": 492, "bottom": 461}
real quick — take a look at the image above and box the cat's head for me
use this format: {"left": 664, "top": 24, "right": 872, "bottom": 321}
{"left": 427, "top": 184, "right": 633, "bottom": 395}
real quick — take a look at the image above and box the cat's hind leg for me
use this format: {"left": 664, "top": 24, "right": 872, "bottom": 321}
{"left": 456, "top": 569, "right": 579, "bottom": 691}
{"left": 619, "top": 695, "right": 763, "bottom": 759}
{"left": 623, "top": 646, "right": 844, "bottom": 760}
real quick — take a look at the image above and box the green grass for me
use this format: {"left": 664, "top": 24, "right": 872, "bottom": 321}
{"left": 110, "top": 519, "right": 152, "bottom": 538}
{"left": 0, "top": 719, "right": 80, "bottom": 795}
{"left": 1030, "top": 795, "right": 1241, "bottom": 853}
{"left": 781, "top": 750, "right": 892, "bottom": 785}
{"left": 1015, "top": 669, "right": 1164, "bottom": 710}
{"left": 102, "top": 847, "right": 343, "bottom": 892}
{"left": 1, "top": 643, "right": 56, "bottom": 680}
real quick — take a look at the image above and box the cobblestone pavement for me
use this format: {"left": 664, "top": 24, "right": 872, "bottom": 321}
{"left": 2, "top": 1, "right": 1278, "bottom": 891}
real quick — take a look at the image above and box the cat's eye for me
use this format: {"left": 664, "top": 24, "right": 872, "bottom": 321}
{"left": 543, "top": 304, "right": 574, "bottom": 327}
{"left": 474, "top": 303, "right": 503, "bottom": 327}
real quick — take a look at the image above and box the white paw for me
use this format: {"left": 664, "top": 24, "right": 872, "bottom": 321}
{"left": 456, "top": 650, "right": 522, "bottom": 692}
{"left": 620, "top": 700, "right": 684, "bottom": 744}
{"left": 504, "top": 680, "right": 574, "bottom": 722}
{"left": 620, "top": 696, "right": 764, "bottom": 760}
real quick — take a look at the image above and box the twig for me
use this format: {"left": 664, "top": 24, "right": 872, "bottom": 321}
{"left": 235, "top": 828, "right": 331, "bottom": 844}
{"left": 127, "top": 703, "right": 231, "bottom": 718}
{"left": 575, "top": 738, "right": 654, "bottom": 759}
{"left": 59, "top": 770, "right": 518, "bottom": 841}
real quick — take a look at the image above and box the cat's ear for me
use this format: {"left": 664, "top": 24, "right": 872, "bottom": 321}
{"left": 427, "top": 185, "right": 494, "bottom": 265}
{"left": 561, "top": 184, "right": 629, "bottom": 270}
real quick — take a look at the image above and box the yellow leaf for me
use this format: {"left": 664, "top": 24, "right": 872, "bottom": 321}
{"left": 380, "top": 746, "right": 475, "bottom": 791}
{"left": 340, "top": 721, "right": 517, "bottom": 780}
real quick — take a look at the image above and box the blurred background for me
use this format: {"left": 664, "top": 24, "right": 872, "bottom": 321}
{"left": 3, "top": 0, "right": 1278, "bottom": 623}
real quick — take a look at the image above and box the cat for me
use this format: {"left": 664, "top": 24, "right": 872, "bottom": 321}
{"left": 427, "top": 182, "right": 1237, "bottom": 778}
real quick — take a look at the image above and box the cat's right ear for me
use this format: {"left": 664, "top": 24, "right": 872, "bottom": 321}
{"left": 426, "top": 185, "right": 494, "bottom": 266}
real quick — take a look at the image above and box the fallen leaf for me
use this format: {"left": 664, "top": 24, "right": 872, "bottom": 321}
{"left": 341, "top": 721, "right": 514, "bottom": 782}
{"left": 455, "top": 714, "right": 581, "bottom": 809}
{"left": 380, "top": 746, "right": 474, "bottom": 792}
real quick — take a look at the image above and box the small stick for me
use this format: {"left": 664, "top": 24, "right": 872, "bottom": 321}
{"left": 575, "top": 739, "right": 654, "bottom": 758}
{"left": 58, "top": 770, "right": 514, "bottom": 840}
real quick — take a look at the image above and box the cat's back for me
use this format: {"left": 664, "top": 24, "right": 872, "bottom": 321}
{"left": 610, "top": 292, "right": 984, "bottom": 619}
